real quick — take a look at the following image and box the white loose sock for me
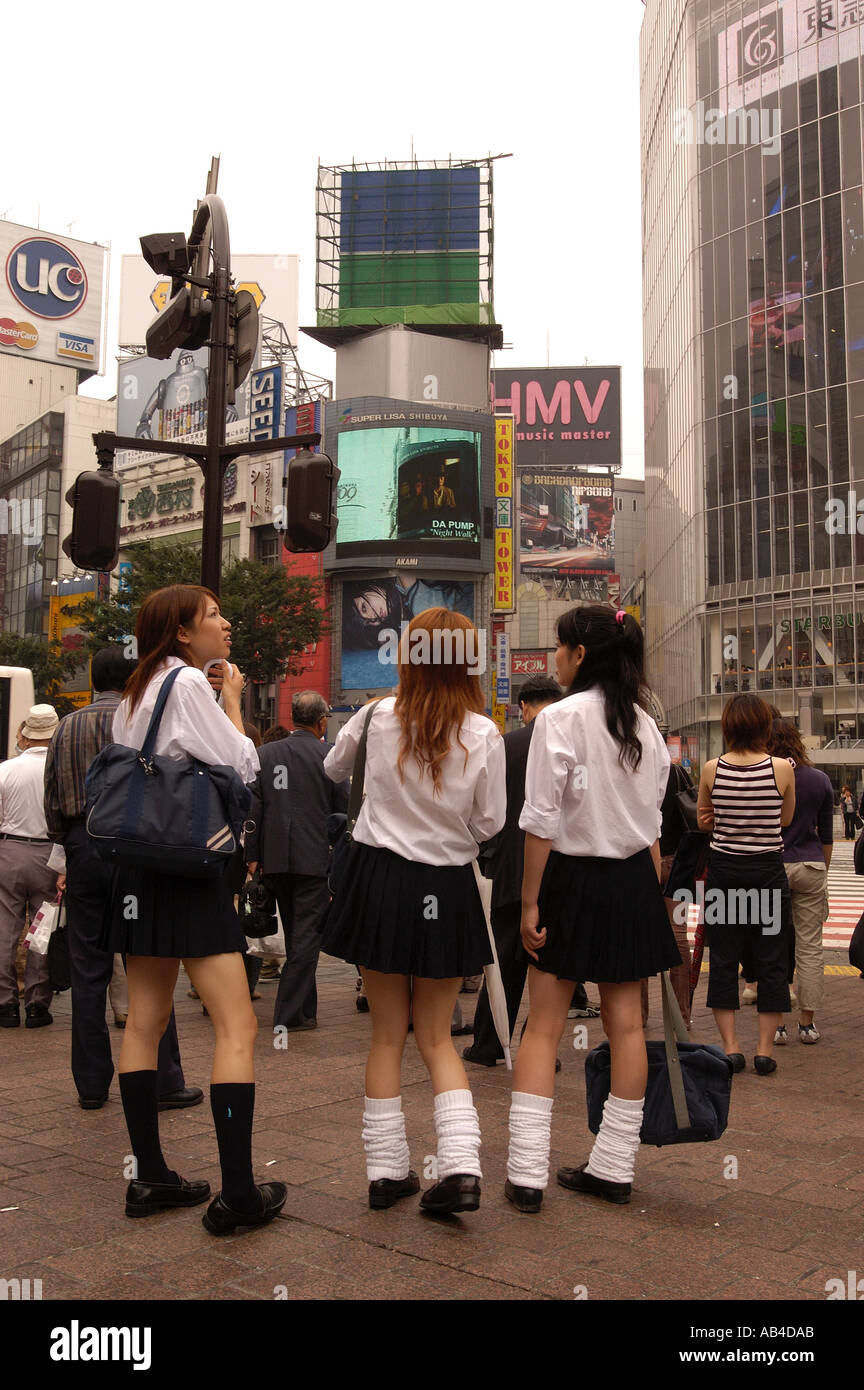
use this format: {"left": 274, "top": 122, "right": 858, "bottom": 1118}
{"left": 585, "top": 1094, "right": 644, "bottom": 1184}
{"left": 507, "top": 1091, "right": 554, "bottom": 1189}
{"left": 362, "top": 1095, "right": 410, "bottom": 1181}
{"left": 433, "top": 1089, "right": 482, "bottom": 1179}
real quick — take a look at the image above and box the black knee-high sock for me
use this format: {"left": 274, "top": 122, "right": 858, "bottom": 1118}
{"left": 119, "top": 1070, "right": 173, "bottom": 1184}
{"left": 210, "top": 1082, "right": 260, "bottom": 1212}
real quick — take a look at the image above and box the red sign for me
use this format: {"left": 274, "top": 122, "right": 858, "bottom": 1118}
{"left": 512, "top": 651, "right": 548, "bottom": 677}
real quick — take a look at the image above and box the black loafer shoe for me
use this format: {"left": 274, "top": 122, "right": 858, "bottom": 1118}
{"left": 419, "top": 1174, "right": 481, "bottom": 1214}
{"left": 368, "top": 1171, "right": 420, "bottom": 1209}
{"left": 78, "top": 1094, "right": 109, "bottom": 1110}
{"left": 504, "top": 1178, "right": 543, "bottom": 1213}
{"left": 754, "top": 1055, "right": 777, "bottom": 1075}
{"left": 462, "top": 1045, "right": 499, "bottom": 1068}
{"left": 202, "top": 1181, "right": 288, "bottom": 1236}
{"left": 556, "top": 1162, "right": 631, "bottom": 1204}
{"left": 0, "top": 1003, "right": 20, "bottom": 1028}
{"left": 727, "top": 1052, "right": 746, "bottom": 1073}
{"left": 24, "top": 1004, "right": 52, "bottom": 1029}
{"left": 126, "top": 1174, "right": 211, "bottom": 1217}
{"left": 157, "top": 1085, "right": 204, "bottom": 1111}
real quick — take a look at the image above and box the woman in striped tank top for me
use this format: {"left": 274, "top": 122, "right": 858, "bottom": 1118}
{"left": 697, "top": 694, "right": 795, "bottom": 1075}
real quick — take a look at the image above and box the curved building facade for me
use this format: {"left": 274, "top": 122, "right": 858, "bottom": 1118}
{"left": 642, "top": 0, "right": 864, "bottom": 780}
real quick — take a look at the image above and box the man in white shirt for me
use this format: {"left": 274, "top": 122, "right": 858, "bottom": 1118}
{"left": 0, "top": 704, "right": 61, "bottom": 1029}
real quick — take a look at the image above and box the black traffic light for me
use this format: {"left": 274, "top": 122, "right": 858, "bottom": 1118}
{"left": 144, "top": 285, "right": 211, "bottom": 360}
{"left": 282, "top": 449, "right": 339, "bottom": 552}
{"left": 140, "top": 232, "right": 189, "bottom": 277}
{"left": 230, "top": 288, "right": 259, "bottom": 391}
{"left": 140, "top": 231, "right": 210, "bottom": 360}
{"left": 62, "top": 442, "right": 122, "bottom": 571}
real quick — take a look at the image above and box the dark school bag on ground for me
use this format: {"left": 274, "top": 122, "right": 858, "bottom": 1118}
{"left": 585, "top": 972, "right": 734, "bottom": 1146}
{"left": 85, "top": 667, "right": 251, "bottom": 879}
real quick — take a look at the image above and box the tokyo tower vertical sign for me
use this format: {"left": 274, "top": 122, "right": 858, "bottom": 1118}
{"left": 493, "top": 416, "right": 514, "bottom": 614}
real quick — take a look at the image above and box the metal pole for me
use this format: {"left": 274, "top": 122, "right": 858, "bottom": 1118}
{"left": 193, "top": 195, "right": 231, "bottom": 595}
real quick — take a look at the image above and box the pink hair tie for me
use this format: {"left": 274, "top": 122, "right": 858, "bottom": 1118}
{"left": 615, "top": 610, "right": 626, "bottom": 624}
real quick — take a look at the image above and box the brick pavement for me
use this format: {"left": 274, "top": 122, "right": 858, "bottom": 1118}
{"left": 0, "top": 955, "right": 862, "bottom": 1302}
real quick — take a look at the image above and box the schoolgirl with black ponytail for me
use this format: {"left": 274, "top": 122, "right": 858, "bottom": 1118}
{"left": 504, "top": 604, "right": 681, "bottom": 1213}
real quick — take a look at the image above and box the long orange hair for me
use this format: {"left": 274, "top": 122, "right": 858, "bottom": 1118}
{"left": 394, "top": 607, "right": 487, "bottom": 793}
{"left": 123, "top": 584, "right": 218, "bottom": 715}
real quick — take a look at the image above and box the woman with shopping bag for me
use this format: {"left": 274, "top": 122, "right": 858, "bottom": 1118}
{"left": 98, "top": 585, "right": 287, "bottom": 1235}
{"left": 320, "top": 608, "right": 506, "bottom": 1214}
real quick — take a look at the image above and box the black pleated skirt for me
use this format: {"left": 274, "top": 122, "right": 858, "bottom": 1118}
{"left": 100, "top": 863, "right": 247, "bottom": 958}
{"left": 321, "top": 841, "right": 493, "bottom": 979}
{"left": 534, "top": 847, "right": 681, "bottom": 983}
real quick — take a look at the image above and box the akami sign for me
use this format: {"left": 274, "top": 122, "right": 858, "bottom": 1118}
{"left": 0, "top": 221, "right": 106, "bottom": 376}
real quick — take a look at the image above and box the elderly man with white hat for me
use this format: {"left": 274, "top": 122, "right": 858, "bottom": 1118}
{"left": 0, "top": 703, "right": 61, "bottom": 1029}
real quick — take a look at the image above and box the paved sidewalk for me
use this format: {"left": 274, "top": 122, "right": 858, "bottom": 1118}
{"left": 0, "top": 956, "right": 862, "bottom": 1302}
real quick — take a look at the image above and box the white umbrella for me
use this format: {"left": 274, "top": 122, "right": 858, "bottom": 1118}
{"left": 472, "top": 860, "right": 512, "bottom": 1070}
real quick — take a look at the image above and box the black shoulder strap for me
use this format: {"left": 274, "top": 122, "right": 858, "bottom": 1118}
{"left": 139, "top": 667, "right": 184, "bottom": 760}
{"left": 347, "top": 699, "right": 384, "bottom": 833}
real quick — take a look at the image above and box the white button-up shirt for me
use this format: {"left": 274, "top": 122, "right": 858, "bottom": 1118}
{"left": 113, "top": 656, "right": 260, "bottom": 786}
{"left": 519, "top": 690, "right": 670, "bottom": 858}
{"left": 324, "top": 695, "right": 506, "bottom": 866}
{"left": 0, "top": 747, "right": 50, "bottom": 838}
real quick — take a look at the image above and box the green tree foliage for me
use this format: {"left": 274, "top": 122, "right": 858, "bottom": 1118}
{"left": 72, "top": 541, "right": 327, "bottom": 683}
{"left": 218, "top": 559, "right": 325, "bottom": 685}
{"left": 0, "top": 633, "right": 83, "bottom": 715}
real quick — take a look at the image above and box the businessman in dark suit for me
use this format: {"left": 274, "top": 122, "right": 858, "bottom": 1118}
{"left": 464, "top": 675, "right": 564, "bottom": 1067}
{"left": 246, "top": 691, "right": 349, "bottom": 1031}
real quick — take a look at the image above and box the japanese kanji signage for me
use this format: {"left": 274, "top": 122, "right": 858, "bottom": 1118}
{"left": 127, "top": 476, "right": 196, "bottom": 522}
{"left": 718, "top": 1, "right": 864, "bottom": 114}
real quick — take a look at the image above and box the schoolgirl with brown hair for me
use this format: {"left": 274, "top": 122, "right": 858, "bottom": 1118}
{"left": 105, "top": 585, "right": 287, "bottom": 1235}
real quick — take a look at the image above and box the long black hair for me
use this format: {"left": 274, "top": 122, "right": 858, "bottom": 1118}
{"left": 557, "top": 604, "right": 649, "bottom": 769}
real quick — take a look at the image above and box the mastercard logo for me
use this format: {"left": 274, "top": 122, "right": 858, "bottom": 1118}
{"left": 0, "top": 318, "right": 38, "bottom": 350}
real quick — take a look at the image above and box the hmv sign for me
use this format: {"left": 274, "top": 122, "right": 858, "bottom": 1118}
{"left": 492, "top": 367, "right": 621, "bottom": 471}
{"left": 0, "top": 220, "right": 106, "bottom": 376}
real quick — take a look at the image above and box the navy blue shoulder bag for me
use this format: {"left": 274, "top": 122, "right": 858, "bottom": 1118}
{"left": 85, "top": 667, "right": 252, "bottom": 879}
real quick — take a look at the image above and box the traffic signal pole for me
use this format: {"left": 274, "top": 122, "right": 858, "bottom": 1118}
{"left": 192, "top": 196, "right": 231, "bottom": 595}
{"left": 70, "top": 185, "right": 337, "bottom": 583}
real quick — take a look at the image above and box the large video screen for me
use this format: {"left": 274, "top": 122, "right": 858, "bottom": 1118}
{"left": 328, "top": 399, "right": 488, "bottom": 560}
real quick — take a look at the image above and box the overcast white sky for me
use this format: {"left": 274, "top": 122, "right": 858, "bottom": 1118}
{"left": 6, "top": 0, "right": 647, "bottom": 477}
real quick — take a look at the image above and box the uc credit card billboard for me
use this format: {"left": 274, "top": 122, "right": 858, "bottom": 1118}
{"left": 325, "top": 396, "right": 494, "bottom": 567}
{"left": 0, "top": 222, "right": 107, "bottom": 376}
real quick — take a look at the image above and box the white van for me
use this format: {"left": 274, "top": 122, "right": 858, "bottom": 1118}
{"left": 0, "top": 667, "right": 36, "bottom": 762}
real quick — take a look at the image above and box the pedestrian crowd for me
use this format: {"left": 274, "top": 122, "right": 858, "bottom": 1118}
{"left": 0, "top": 585, "right": 839, "bottom": 1233}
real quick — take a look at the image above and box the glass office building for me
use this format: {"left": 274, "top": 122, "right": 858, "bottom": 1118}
{"left": 0, "top": 411, "right": 64, "bottom": 637}
{"left": 641, "top": 0, "right": 864, "bottom": 767}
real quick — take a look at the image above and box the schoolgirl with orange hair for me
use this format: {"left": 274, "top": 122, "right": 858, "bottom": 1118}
{"left": 321, "top": 608, "right": 506, "bottom": 1214}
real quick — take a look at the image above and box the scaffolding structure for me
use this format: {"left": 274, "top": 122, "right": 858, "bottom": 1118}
{"left": 313, "top": 157, "right": 501, "bottom": 348}
{"left": 257, "top": 316, "right": 331, "bottom": 408}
